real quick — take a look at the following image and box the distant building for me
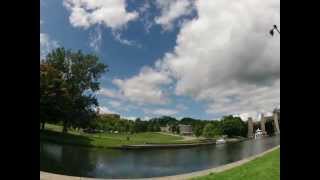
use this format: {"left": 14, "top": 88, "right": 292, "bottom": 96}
{"left": 160, "top": 125, "right": 170, "bottom": 133}
{"left": 178, "top": 124, "right": 193, "bottom": 136}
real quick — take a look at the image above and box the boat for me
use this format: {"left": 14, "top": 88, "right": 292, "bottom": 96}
{"left": 255, "top": 128, "right": 263, "bottom": 139}
{"left": 216, "top": 138, "right": 226, "bottom": 144}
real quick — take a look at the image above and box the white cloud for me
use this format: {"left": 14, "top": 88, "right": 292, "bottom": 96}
{"left": 97, "top": 88, "right": 123, "bottom": 99}
{"left": 63, "top": 0, "right": 138, "bottom": 30}
{"left": 112, "top": 31, "right": 141, "bottom": 47}
{"left": 154, "top": 0, "right": 195, "bottom": 31}
{"left": 139, "top": 0, "right": 153, "bottom": 33}
{"left": 234, "top": 112, "right": 258, "bottom": 121}
{"left": 97, "top": 106, "right": 117, "bottom": 114}
{"left": 122, "top": 116, "right": 136, "bottom": 121}
{"left": 158, "top": 0, "right": 279, "bottom": 117}
{"left": 112, "top": 67, "right": 172, "bottom": 105}
{"left": 144, "top": 108, "right": 179, "bottom": 116}
{"left": 141, "top": 116, "right": 151, "bottom": 121}
{"left": 89, "top": 26, "right": 103, "bottom": 51}
{"left": 40, "top": 33, "right": 59, "bottom": 58}
{"left": 115, "top": 0, "right": 280, "bottom": 118}
{"left": 203, "top": 80, "right": 280, "bottom": 117}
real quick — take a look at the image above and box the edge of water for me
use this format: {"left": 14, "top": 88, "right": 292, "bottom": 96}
{"left": 40, "top": 145, "right": 280, "bottom": 180}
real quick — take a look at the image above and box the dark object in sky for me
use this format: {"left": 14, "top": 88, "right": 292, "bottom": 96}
{"left": 270, "top": 24, "right": 280, "bottom": 36}
{"left": 270, "top": 29, "right": 274, "bottom": 36}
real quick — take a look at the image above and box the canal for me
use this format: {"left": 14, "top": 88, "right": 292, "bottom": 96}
{"left": 40, "top": 136, "right": 280, "bottom": 179}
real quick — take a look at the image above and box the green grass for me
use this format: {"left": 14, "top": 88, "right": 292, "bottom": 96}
{"left": 192, "top": 148, "right": 280, "bottom": 180}
{"left": 40, "top": 124, "right": 186, "bottom": 148}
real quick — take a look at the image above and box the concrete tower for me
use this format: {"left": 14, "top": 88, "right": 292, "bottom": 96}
{"left": 247, "top": 117, "right": 254, "bottom": 138}
{"left": 273, "top": 109, "right": 280, "bottom": 135}
{"left": 260, "top": 113, "right": 267, "bottom": 136}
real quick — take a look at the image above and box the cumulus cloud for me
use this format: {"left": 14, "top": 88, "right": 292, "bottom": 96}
{"left": 112, "top": 66, "right": 172, "bottom": 105}
{"left": 97, "top": 106, "right": 117, "bottom": 114}
{"left": 113, "top": 0, "right": 280, "bottom": 118}
{"left": 156, "top": 0, "right": 279, "bottom": 117}
{"left": 40, "top": 33, "right": 59, "bottom": 58}
{"left": 154, "top": 0, "right": 195, "bottom": 31}
{"left": 144, "top": 108, "right": 179, "bottom": 116}
{"left": 122, "top": 116, "right": 136, "bottom": 121}
{"left": 63, "top": 0, "right": 138, "bottom": 30}
{"left": 97, "top": 88, "right": 123, "bottom": 99}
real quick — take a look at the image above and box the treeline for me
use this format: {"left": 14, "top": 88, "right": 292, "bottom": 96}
{"left": 90, "top": 116, "right": 161, "bottom": 134}
{"left": 150, "top": 115, "right": 247, "bottom": 138}
{"left": 89, "top": 115, "right": 248, "bottom": 138}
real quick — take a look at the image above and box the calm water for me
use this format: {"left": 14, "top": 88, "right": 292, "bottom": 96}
{"left": 40, "top": 136, "right": 280, "bottom": 179}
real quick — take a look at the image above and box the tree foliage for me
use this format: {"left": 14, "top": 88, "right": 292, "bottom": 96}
{"left": 202, "top": 123, "right": 222, "bottom": 138}
{"left": 220, "top": 116, "right": 247, "bottom": 137}
{"left": 40, "top": 48, "right": 107, "bottom": 133}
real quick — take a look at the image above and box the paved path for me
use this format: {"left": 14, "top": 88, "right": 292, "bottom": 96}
{"left": 40, "top": 145, "right": 279, "bottom": 180}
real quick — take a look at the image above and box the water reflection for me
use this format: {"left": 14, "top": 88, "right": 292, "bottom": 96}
{"left": 40, "top": 136, "right": 280, "bottom": 178}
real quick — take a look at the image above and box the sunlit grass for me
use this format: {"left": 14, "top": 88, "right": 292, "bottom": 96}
{"left": 192, "top": 148, "right": 280, "bottom": 180}
{"left": 41, "top": 124, "right": 188, "bottom": 148}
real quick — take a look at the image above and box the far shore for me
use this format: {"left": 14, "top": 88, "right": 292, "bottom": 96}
{"left": 40, "top": 124, "right": 247, "bottom": 149}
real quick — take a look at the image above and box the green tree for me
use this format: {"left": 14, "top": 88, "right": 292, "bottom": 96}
{"left": 147, "top": 123, "right": 154, "bottom": 132}
{"left": 42, "top": 48, "right": 107, "bottom": 133}
{"left": 202, "top": 123, "right": 222, "bottom": 138}
{"left": 220, "top": 115, "right": 246, "bottom": 137}
{"left": 193, "top": 124, "right": 204, "bottom": 137}
{"left": 40, "top": 63, "right": 69, "bottom": 130}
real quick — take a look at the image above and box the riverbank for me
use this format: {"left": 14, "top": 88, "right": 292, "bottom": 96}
{"left": 40, "top": 129, "right": 186, "bottom": 148}
{"left": 117, "top": 138, "right": 246, "bottom": 149}
{"left": 193, "top": 147, "right": 280, "bottom": 180}
{"left": 40, "top": 124, "right": 246, "bottom": 149}
{"left": 41, "top": 124, "right": 209, "bottom": 148}
{"left": 40, "top": 146, "right": 280, "bottom": 180}
{"left": 118, "top": 141, "right": 216, "bottom": 149}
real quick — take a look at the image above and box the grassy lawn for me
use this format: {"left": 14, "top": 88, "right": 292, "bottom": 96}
{"left": 193, "top": 148, "right": 280, "bottom": 180}
{"left": 40, "top": 124, "right": 186, "bottom": 148}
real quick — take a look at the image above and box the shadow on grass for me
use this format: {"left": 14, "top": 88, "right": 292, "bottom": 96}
{"left": 40, "top": 130, "right": 94, "bottom": 147}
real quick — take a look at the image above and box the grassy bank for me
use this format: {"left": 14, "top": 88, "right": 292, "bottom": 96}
{"left": 40, "top": 124, "right": 194, "bottom": 148}
{"left": 193, "top": 148, "right": 280, "bottom": 180}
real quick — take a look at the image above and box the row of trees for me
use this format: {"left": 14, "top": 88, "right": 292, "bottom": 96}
{"left": 90, "top": 116, "right": 162, "bottom": 134}
{"left": 201, "top": 116, "right": 247, "bottom": 138}
{"left": 88, "top": 115, "right": 248, "bottom": 138}
{"left": 40, "top": 48, "right": 107, "bottom": 133}
{"left": 149, "top": 115, "right": 247, "bottom": 138}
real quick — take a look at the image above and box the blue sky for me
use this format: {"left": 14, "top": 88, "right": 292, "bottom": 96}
{"left": 40, "top": 0, "right": 280, "bottom": 121}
